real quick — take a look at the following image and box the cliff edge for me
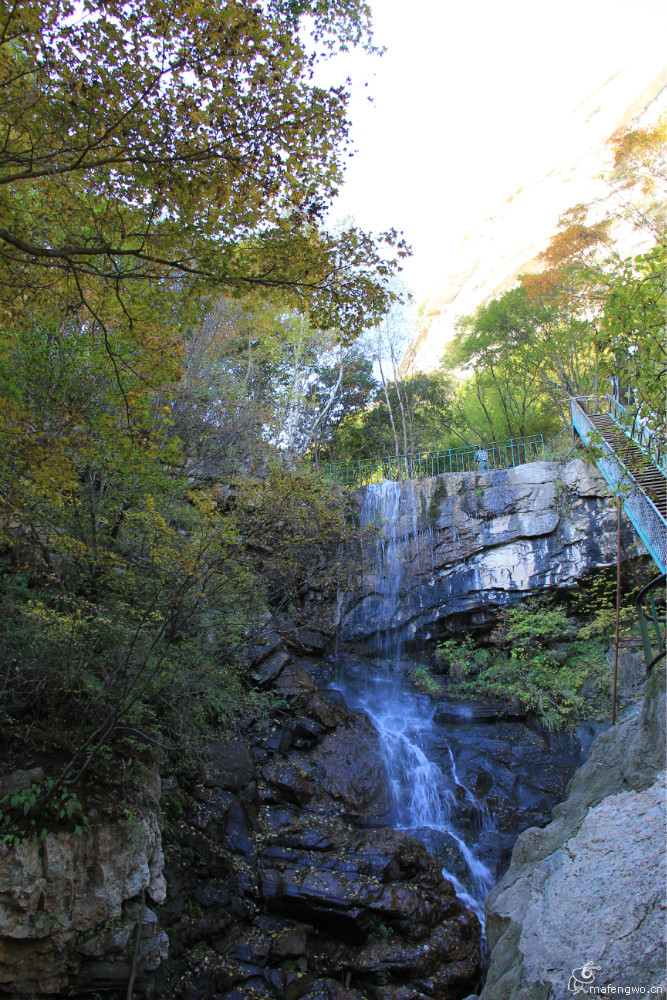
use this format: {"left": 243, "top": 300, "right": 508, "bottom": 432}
{"left": 480, "top": 660, "right": 666, "bottom": 999}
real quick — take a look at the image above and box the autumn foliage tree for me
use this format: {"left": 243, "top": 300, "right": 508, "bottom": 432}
{"left": 0, "top": 0, "right": 400, "bottom": 813}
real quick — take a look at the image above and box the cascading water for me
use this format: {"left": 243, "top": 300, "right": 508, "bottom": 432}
{"left": 336, "top": 479, "right": 495, "bottom": 928}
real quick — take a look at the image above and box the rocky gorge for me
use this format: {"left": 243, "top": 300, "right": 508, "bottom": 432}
{"left": 0, "top": 457, "right": 663, "bottom": 999}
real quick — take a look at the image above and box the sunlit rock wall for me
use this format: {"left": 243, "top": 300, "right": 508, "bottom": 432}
{"left": 341, "top": 458, "right": 642, "bottom": 647}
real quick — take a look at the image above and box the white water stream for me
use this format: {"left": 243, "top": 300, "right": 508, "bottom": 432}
{"left": 337, "top": 480, "right": 496, "bottom": 928}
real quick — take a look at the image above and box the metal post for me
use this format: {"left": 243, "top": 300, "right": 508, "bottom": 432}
{"left": 612, "top": 501, "right": 621, "bottom": 725}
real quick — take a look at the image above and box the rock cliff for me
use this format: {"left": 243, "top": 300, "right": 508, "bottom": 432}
{"left": 405, "top": 72, "right": 667, "bottom": 373}
{"left": 158, "top": 649, "right": 482, "bottom": 1000}
{"left": 341, "top": 458, "right": 642, "bottom": 648}
{"left": 0, "top": 793, "right": 167, "bottom": 997}
{"left": 480, "top": 660, "right": 666, "bottom": 998}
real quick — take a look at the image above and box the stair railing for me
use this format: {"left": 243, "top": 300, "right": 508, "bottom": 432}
{"left": 571, "top": 396, "right": 667, "bottom": 575}
{"left": 573, "top": 395, "right": 666, "bottom": 474}
{"left": 636, "top": 573, "right": 666, "bottom": 674}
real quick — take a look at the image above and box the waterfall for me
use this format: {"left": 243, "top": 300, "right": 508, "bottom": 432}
{"left": 338, "top": 479, "right": 495, "bottom": 928}
{"left": 358, "top": 479, "right": 433, "bottom": 658}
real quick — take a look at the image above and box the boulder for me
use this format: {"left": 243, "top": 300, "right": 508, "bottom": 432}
{"left": 310, "top": 713, "right": 392, "bottom": 819}
{"left": 481, "top": 663, "right": 667, "bottom": 999}
{"left": 251, "top": 648, "right": 292, "bottom": 687}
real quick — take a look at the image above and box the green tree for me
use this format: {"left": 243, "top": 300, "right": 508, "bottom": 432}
{"left": 0, "top": 0, "right": 404, "bottom": 358}
{"left": 444, "top": 287, "right": 560, "bottom": 441}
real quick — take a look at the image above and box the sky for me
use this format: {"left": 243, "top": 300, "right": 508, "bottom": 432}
{"left": 317, "top": 0, "right": 667, "bottom": 302}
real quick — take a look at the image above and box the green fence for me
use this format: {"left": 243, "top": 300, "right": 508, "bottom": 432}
{"left": 321, "top": 434, "right": 547, "bottom": 487}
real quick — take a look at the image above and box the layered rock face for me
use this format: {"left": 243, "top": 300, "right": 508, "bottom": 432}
{"left": 480, "top": 662, "right": 666, "bottom": 999}
{"left": 159, "top": 646, "right": 482, "bottom": 1000}
{"left": 341, "top": 459, "right": 639, "bottom": 647}
{"left": 0, "top": 803, "right": 167, "bottom": 996}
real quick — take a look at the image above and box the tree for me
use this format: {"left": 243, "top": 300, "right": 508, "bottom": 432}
{"left": 0, "top": 0, "right": 405, "bottom": 363}
{"left": 444, "top": 287, "right": 559, "bottom": 441}
{"left": 607, "top": 112, "right": 667, "bottom": 240}
{"left": 366, "top": 289, "right": 416, "bottom": 461}
{"left": 598, "top": 243, "right": 666, "bottom": 440}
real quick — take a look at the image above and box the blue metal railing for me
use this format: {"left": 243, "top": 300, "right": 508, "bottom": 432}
{"left": 322, "top": 434, "right": 546, "bottom": 487}
{"left": 597, "top": 395, "right": 666, "bottom": 474}
{"left": 571, "top": 396, "right": 666, "bottom": 575}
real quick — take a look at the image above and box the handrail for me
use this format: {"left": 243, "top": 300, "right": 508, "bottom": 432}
{"left": 635, "top": 573, "right": 666, "bottom": 674}
{"left": 572, "top": 395, "right": 666, "bottom": 474}
{"left": 322, "top": 434, "right": 546, "bottom": 487}
{"left": 570, "top": 397, "right": 666, "bottom": 575}
{"left": 543, "top": 425, "right": 575, "bottom": 454}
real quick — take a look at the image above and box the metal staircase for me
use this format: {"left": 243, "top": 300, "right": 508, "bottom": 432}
{"left": 571, "top": 396, "right": 666, "bottom": 576}
{"left": 571, "top": 396, "right": 666, "bottom": 675}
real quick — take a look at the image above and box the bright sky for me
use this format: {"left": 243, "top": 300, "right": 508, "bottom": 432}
{"left": 319, "top": 0, "right": 667, "bottom": 301}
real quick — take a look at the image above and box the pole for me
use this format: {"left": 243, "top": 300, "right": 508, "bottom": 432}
{"left": 612, "top": 501, "right": 621, "bottom": 725}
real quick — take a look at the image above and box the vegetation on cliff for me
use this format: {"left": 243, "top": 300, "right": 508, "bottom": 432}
{"left": 432, "top": 576, "right": 645, "bottom": 730}
{"left": 0, "top": 0, "right": 393, "bottom": 828}
{"left": 319, "top": 115, "right": 666, "bottom": 463}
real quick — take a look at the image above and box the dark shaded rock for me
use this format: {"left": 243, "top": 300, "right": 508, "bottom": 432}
{"left": 275, "top": 662, "right": 317, "bottom": 698}
{"left": 256, "top": 829, "right": 467, "bottom": 946}
{"left": 261, "top": 760, "right": 316, "bottom": 806}
{"left": 207, "top": 740, "right": 256, "bottom": 793}
{"left": 0, "top": 767, "right": 45, "bottom": 798}
{"left": 224, "top": 798, "right": 255, "bottom": 859}
{"left": 291, "top": 716, "right": 328, "bottom": 748}
{"left": 433, "top": 700, "right": 524, "bottom": 725}
{"left": 310, "top": 912, "right": 479, "bottom": 984}
{"left": 311, "top": 714, "right": 392, "bottom": 819}
{"left": 298, "top": 980, "right": 363, "bottom": 1000}
{"left": 281, "top": 627, "right": 331, "bottom": 656}
{"left": 247, "top": 631, "right": 282, "bottom": 664}
{"left": 303, "top": 692, "right": 344, "bottom": 729}
{"left": 270, "top": 925, "right": 308, "bottom": 958}
{"left": 261, "top": 805, "right": 301, "bottom": 832}
{"left": 251, "top": 648, "right": 292, "bottom": 687}
{"left": 194, "top": 881, "right": 231, "bottom": 909}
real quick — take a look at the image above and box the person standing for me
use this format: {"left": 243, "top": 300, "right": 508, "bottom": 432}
{"left": 475, "top": 445, "right": 489, "bottom": 471}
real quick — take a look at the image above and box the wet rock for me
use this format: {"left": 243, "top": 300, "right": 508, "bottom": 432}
{"left": 224, "top": 799, "right": 255, "bottom": 860}
{"left": 291, "top": 716, "right": 328, "bottom": 749}
{"left": 311, "top": 714, "right": 392, "bottom": 819}
{"left": 433, "top": 700, "right": 524, "bottom": 724}
{"left": 271, "top": 925, "right": 308, "bottom": 958}
{"left": 257, "top": 830, "right": 466, "bottom": 946}
{"left": 261, "top": 761, "right": 317, "bottom": 806}
{"left": 158, "top": 658, "right": 483, "bottom": 1000}
{"left": 298, "top": 980, "right": 363, "bottom": 1000}
{"left": 310, "top": 912, "right": 479, "bottom": 984}
{"left": 207, "top": 740, "right": 256, "bottom": 793}
{"left": 281, "top": 627, "right": 331, "bottom": 656}
{"left": 275, "top": 662, "right": 317, "bottom": 698}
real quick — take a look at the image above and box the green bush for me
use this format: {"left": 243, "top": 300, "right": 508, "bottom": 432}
{"left": 433, "top": 597, "right": 614, "bottom": 729}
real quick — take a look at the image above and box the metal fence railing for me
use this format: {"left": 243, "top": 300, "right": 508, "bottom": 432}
{"left": 571, "top": 397, "right": 666, "bottom": 575}
{"left": 322, "top": 434, "right": 546, "bottom": 488}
